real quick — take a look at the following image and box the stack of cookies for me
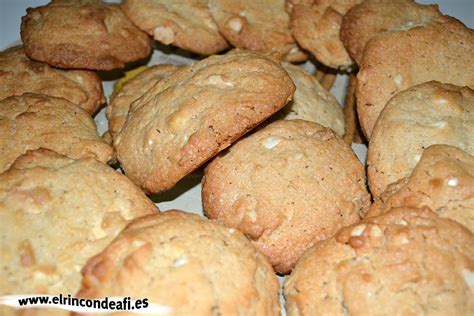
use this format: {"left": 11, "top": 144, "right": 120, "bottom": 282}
{"left": 0, "top": 0, "right": 472, "bottom": 315}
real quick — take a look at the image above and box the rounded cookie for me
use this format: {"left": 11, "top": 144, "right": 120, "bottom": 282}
{"left": 0, "top": 149, "right": 157, "bottom": 316}
{"left": 202, "top": 120, "right": 370, "bottom": 274}
{"left": 21, "top": 0, "right": 151, "bottom": 70}
{"left": 0, "top": 46, "right": 104, "bottom": 115}
{"left": 0, "top": 93, "right": 113, "bottom": 173}
{"left": 122, "top": 0, "right": 229, "bottom": 55}
{"left": 277, "top": 62, "right": 345, "bottom": 137}
{"left": 289, "top": 0, "right": 362, "bottom": 68}
{"left": 77, "top": 210, "right": 280, "bottom": 316}
{"left": 356, "top": 15, "right": 474, "bottom": 137}
{"left": 341, "top": 0, "right": 442, "bottom": 64}
{"left": 368, "top": 82, "right": 474, "bottom": 199}
{"left": 368, "top": 145, "right": 474, "bottom": 233}
{"left": 208, "top": 0, "right": 307, "bottom": 62}
{"left": 107, "top": 64, "right": 179, "bottom": 137}
{"left": 284, "top": 207, "right": 474, "bottom": 316}
{"left": 114, "top": 50, "right": 296, "bottom": 193}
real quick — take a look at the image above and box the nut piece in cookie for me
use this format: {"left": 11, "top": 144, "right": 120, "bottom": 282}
{"left": 107, "top": 64, "right": 179, "bottom": 137}
{"left": 0, "top": 149, "right": 157, "bottom": 316}
{"left": 209, "top": 0, "right": 307, "bottom": 62}
{"left": 202, "top": 120, "right": 370, "bottom": 274}
{"left": 368, "top": 145, "right": 474, "bottom": 233}
{"left": 122, "top": 0, "right": 229, "bottom": 55}
{"left": 368, "top": 82, "right": 474, "bottom": 198}
{"left": 21, "top": 0, "right": 151, "bottom": 70}
{"left": 0, "top": 93, "right": 114, "bottom": 173}
{"left": 356, "top": 15, "right": 474, "bottom": 137}
{"left": 289, "top": 0, "right": 362, "bottom": 68}
{"left": 0, "top": 46, "right": 105, "bottom": 115}
{"left": 285, "top": 207, "right": 474, "bottom": 315}
{"left": 114, "top": 50, "right": 296, "bottom": 193}
{"left": 341, "top": 0, "right": 442, "bottom": 65}
{"left": 77, "top": 210, "right": 280, "bottom": 316}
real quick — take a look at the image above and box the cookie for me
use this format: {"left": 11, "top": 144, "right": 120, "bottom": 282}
{"left": 368, "top": 145, "right": 474, "bottom": 233}
{"left": 114, "top": 50, "right": 295, "bottom": 193}
{"left": 21, "top": 0, "right": 151, "bottom": 70}
{"left": 202, "top": 120, "right": 370, "bottom": 274}
{"left": 289, "top": 0, "right": 362, "bottom": 68}
{"left": 367, "top": 82, "right": 474, "bottom": 199}
{"left": 77, "top": 210, "right": 280, "bottom": 316}
{"left": 356, "top": 15, "right": 474, "bottom": 137}
{"left": 0, "top": 93, "right": 113, "bottom": 173}
{"left": 0, "top": 149, "right": 157, "bottom": 316}
{"left": 285, "top": 207, "right": 474, "bottom": 315}
{"left": 0, "top": 46, "right": 104, "bottom": 115}
{"left": 107, "top": 64, "right": 179, "bottom": 137}
{"left": 208, "top": 0, "right": 307, "bottom": 62}
{"left": 276, "top": 62, "right": 345, "bottom": 137}
{"left": 340, "top": 0, "right": 442, "bottom": 64}
{"left": 121, "top": 0, "right": 229, "bottom": 55}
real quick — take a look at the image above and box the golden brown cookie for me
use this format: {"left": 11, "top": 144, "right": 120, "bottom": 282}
{"left": 21, "top": 0, "right": 151, "bottom": 70}
{"left": 367, "top": 82, "right": 474, "bottom": 199}
{"left": 0, "top": 93, "right": 113, "bottom": 173}
{"left": 368, "top": 145, "right": 474, "bottom": 233}
{"left": 277, "top": 62, "right": 345, "bottom": 137}
{"left": 356, "top": 15, "right": 474, "bottom": 137}
{"left": 77, "top": 210, "right": 280, "bottom": 316}
{"left": 285, "top": 207, "right": 474, "bottom": 315}
{"left": 340, "top": 0, "right": 442, "bottom": 64}
{"left": 115, "top": 50, "right": 295, "bottom": 193}
{"left": 121, "top": 0, "right": 229, "bottom": 55}
{"left": 289, "top": 0, "right": 362, "bottom": 68}
{"left": 208, "top": 0, "right": 307, "bottom": 62}
{"left": 107, "top": 64, "right": 179, "bottom": 137}
{"left": 0, "top": 149, "right": 157, "bottom": 316}
{"left": 202, "top": 120, "right": 370, "bottom": 274}
{"left": 0, "top": 46, "right": 104, "bottom": 115}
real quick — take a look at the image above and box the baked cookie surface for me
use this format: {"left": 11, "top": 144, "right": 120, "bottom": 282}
{"left": 107, "top": 64, "right": 179, "bottom": 137}
{"left": 368, "top": 145, "right": 474, "bottom": 233}
{"left": 285, "top": 207, "right": 474, "bottom": 316}
{"left": 368, "top": 82, "right": 474, "bottom": 198}
{"left": 208, "top": 0, "right": 306, "bottom": 62}
{"left": 0, "top": 93, "right": 113, "bottom": 173}
{"left": 21, "top": 0, "right": 151, "bottom": 70}
{"left": 77, "top": 210, "right": 280, "bottom": 316}
{"left": 0, "top": 46, "right": 104, "bottom": 115}
{"left": 289, "top": 0, "right": 361, "bottom": 68}
{"left": 115, "top": 50, "right": 295, "bottom": 193}
{"left": 202, "top": 120, "right": 370, "bottom": 274}
{"left": 0, "top": 149, "right": 157, "bottom": 316}
{"left": 122, "top": 0, "right": 229, "bottom": 55}
{"left": 356, "top": 15, "right": 474, "bottom": 137}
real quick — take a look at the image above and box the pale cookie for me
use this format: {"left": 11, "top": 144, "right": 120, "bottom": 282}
{"left": 341, "top": 0, "right": 442, "bottom": 64}
{"left": 289, "top": 0, "right": 362, "bottom": 68}
{"left": 107, "top": 64, "right": 179, "bottom": 137}
{"left": 202, "top": 120, "right": 370, "bottom": 274}
{"left": 21, "top": 0, "right": 151, "bottom": 70}
{"left": 0, "top": 46, "right": 104, "bottom": 115}
{"left": 277, "top": 62, "right": 345, "bottom": 137}
{"left": 0, "top": 94, "right": 113, "bottom": 173}
{"left": 356, "top": 15, "right": 474, "bottom": 137}
{"left": 284, "top": 207, "right": 474, "bottom": 315}
{"left": 368, "top": 145, "right": 474, "bottom": 233}
{"left": 77, "top": 210, "right": 280, "bottom": 316}
{"left": 0, "top": 149, "right": 157, "bottom": 316}
{"left": 367, "top": 82, "right": 474, "bottom": 198}
{"left": 114, "top": 50, "right": 295, "bottom": 193}
{"left": 208, "top": 0, "right": 307, "bottom": 62}
{"left": 122, "top": 0, "right": 229, "bottom": 55}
